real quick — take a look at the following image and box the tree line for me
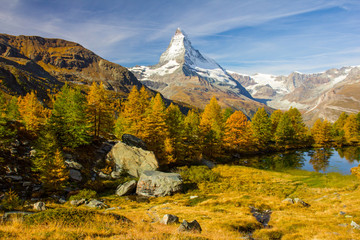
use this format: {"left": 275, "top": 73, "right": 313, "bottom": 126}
{"left": 0, "top": 82, "right": 360, "bottom": 190}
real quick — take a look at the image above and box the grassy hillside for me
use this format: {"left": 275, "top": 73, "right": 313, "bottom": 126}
{"left": 1, "top": 165, "right": 359, "bottom": 239}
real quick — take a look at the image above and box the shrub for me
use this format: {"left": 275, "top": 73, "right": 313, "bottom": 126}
{"left": 69, "top": 189, "right": 97, "bottom": 201}
{"left": 1, "top": 189, "right": 22, "bottom": 211}
{"left": 179, "top": 166, "right": 220, "bottom": 184}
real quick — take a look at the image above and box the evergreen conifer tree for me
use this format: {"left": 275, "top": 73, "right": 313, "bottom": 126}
{"left": 251, "top": 107, "right": 272, "bottom": 148}
{"left": 274, "top": 112, "right": 295, "bottom": 146}
{"left": 50, "top": 84, "right": 90, "bottom": 148}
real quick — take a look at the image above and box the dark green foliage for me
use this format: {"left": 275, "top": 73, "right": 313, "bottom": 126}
{"left": 0, "top": 93, "right": 16, "bottom": 146}
{"left": 5, "top": 96, "right": 20, "bottom": 121}
{"left": 222, "top": 107, "right": 234, "bottom": 122}
{"left": 251, "top": 108, "right": 272, "bottom": 148}
{"left": 50, "top": 84, "right": 90, "bottom": 148}
{"left": 69, "top": 189, "right": 97, "bottom": 201}
{"left": 0, "top": 189, "right": 22, "bottom": 211}
{"left": 274, "top": 113, "right": 295, "bottom": 145}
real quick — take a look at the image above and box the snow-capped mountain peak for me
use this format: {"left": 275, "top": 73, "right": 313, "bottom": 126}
{"left": 131, "top": 28, "right": 248, "bottom": 91}
{"left": 159, "top": 28, "right": 221, "bottom": 71}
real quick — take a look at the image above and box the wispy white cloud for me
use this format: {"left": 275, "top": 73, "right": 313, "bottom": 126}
{"left": 0, "top": 0, "right": 359, "bottom": 74}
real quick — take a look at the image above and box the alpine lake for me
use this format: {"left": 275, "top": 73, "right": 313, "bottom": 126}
{"left": 238, "top": 146, "right": 360, "bottom": 175}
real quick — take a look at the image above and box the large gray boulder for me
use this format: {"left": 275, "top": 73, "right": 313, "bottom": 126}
{"left": 116, "top": 180, "right": 137, "bottom": 196}
{"left": 136, "top": 171, "right": 183, "bottom": 197}
{"left": 107, "top": 142, "right": 158, "bottom": 178}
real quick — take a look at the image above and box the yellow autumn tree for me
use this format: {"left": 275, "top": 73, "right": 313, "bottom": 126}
{"left": 17, "top": 92, "right": 50, "bottom": 132}
{"left": 32, "top": 129, "right": 68, "bottom": 191}
{"left": 343, "top": 114, "right": 360, "bottom": 143}
{"left": 199, "top": 96, "right": 224, "bottom": 160}
{"left": 311, "top": 119, "right": 332, "bottom": 145}
{"left": 139, "top": 93, "right": 171, "bottom": 164}
{"left": 223, "top": 110, "right": 253, "bottom": 152}
{"left": 119, "top": 85, "right": 150, "bottom": 136}
{"left": 87, "top": 82, "right": 114, "bottom": 138}
{"left": 41, "top": 149, "right": 68, "bottom": 191}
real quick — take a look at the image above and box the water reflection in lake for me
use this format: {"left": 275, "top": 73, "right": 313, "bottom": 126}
{"left": 239, "top": 147, "right": 360, "bottom": 175}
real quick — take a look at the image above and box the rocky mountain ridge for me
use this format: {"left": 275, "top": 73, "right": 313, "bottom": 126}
{"left": 0, "top": 33, "right": 142, "bottom": 99}
{"left": 230, "top": 66, "right": 360, "bottom": 123}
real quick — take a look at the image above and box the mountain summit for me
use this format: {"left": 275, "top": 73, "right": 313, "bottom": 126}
{"left": 131, "top": 29, "right": 265, "bottom": 115}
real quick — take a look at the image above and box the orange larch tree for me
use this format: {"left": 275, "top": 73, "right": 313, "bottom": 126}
{"left": 223, "top": 110, "right": 253, "bottom": 152}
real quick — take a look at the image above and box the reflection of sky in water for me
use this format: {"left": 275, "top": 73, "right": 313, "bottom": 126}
{"left": 301, "top": 150, "right": 360, "bottom": 175}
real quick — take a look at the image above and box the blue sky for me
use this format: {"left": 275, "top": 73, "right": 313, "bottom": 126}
{"left": 0, "top": 0, "right": 359, "bottom": 75}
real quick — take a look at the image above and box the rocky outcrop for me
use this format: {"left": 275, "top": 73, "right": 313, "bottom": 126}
{"left": 107, "top": 142, "right": 158, "bottom": 178}
{"left": 136, "top": 171, "right": 183, "bottom": 197}
{"left": 116, "top": 180, "right": 137, "bottom": 196}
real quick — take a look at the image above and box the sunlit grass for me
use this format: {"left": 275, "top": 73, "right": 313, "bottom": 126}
{"left": 1, "top": 165, "right": 360, "bottom": 239}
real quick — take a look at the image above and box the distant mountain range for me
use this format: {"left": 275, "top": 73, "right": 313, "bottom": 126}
{"left": 130, "top": 28, "right": 269, "bottom": 117}
{"left": 229, "top": 66, "right": 360, "bottom": 123}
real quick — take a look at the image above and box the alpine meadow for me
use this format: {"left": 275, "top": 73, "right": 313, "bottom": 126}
{"left": 1, "top": 1, "right": 360, "bottom": 239}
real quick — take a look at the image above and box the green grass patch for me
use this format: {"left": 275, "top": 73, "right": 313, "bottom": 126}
{"left": 285, "top": 169, "right": 359, "bottom": 188}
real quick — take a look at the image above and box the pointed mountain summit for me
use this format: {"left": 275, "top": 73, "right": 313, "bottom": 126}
{"left": 131, "top": 29, "right": 266, "bottom": 116}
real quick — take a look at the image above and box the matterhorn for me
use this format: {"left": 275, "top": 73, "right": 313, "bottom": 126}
{"left": 130, "top": 28, "right": 267, "bottom": 116}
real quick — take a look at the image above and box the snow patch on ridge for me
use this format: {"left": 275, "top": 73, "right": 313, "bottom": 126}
{"left": 131, "top": 60, "right": 180, "bottom": 79}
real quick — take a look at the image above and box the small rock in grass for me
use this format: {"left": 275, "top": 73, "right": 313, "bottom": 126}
{"left": 33, "top": 201, "right": 46, "bottom": 211}
{"left": 161, "top": 214, "right": 179, "bottom": 225}
{"left": 70, "top": 199, "right": 86, "bottom": 206}
{"left": 282, "top": 198, "right": 294, "bottom": 204}
{"left": 178, "top": 220, "right": 202, "bottom": 233}
{"left": 86, "top": 199, "right": 108, "bottom": 209}
{"left": 351, "top": 221, "right": 360, "bottom": 230}
{"left": 294, "top": 198, "right": 310, "bottom": 207}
